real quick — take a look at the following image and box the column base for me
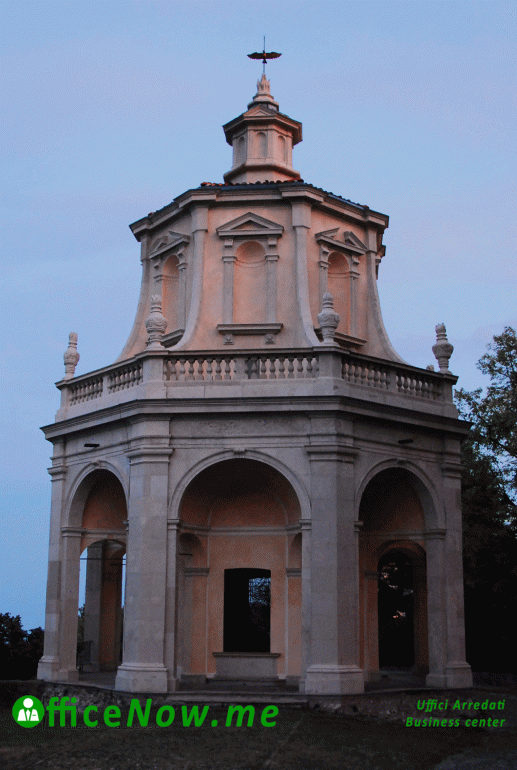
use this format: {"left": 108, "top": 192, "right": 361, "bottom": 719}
{"left": 37, "top": 656, "right": 61, "bottom": 681}
{"left": 426, "top": 672, "right": 447, "bottom": 688}
{"left": 304, "top": 665, "right": 364, "bottom": 695}
{"left": 115, "top": 663, "right": 169, "bottom": 693}
{"left": 446, "top": 662, "right": 473, "bottom": 688}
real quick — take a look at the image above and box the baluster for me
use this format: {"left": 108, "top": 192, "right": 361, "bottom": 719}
{"left": 297, "top": 357, "right": 304, "bottom": 378}
{"left": 214, "top": 357, "right": 222, "bottom": 381}
{"left": 205, "top": 358, "right": 213, "bottom": 381}
{"left": 287, "top": 356, "right": 295, "bottom": 379}
{"left": 306, "top": 356, "right": 313, "bottom": 378}
{"left": 277, "top": 356, "right": 285, "bottom": 378}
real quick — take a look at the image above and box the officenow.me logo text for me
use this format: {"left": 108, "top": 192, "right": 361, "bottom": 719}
{"left": 12, "top": 696, "right": 45, "bottom": 727}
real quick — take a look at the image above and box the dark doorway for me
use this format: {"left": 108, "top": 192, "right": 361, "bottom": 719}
{"left": 224, "top": 569, "right": 271, "bottom": 652}
{"left": 378, "top": 552, "right": 414, "bottom": 668}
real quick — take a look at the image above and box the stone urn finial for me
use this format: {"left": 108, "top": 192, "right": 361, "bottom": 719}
{"left": 318, "top": 292, "right": 340, "bottom": 344}
{"left": 432, "top": 323, "right": 454, "bottom": 373}
{"left": 63, "top": 332, "right": 79, "bottom": 380}
{"left": 145, "top": 295, "right": 168, "bottom": 350}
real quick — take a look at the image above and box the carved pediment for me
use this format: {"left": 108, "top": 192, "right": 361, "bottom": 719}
{"left": 148, "top": 230, "right": 190, "bottom": 257}
{"left": 315, "top": 229, "right": 366, "bottom": 256}
{"left": 217, "top": 213, "right": 284, "bottom": 240}
{"left": 343, "top": 231, "right": 367, "bottom": 252}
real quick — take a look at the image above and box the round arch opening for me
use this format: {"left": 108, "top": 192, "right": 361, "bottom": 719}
{"left": 177, "top": 458, "right": 302, "bottom": 683}
{"left": 359, "top": 467, "right": 429, "bottom": 680}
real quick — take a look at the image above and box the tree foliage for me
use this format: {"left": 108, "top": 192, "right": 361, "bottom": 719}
{"left": 456, "top": 326, "right": 517, "bottom": 499}
{"left": 455, "top": 327, "right": 517, "bottom": 672}
{"left": 0, "top": 613, "right": 44, "bottom": 679}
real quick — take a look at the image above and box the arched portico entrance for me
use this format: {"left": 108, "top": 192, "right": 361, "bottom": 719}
{"left": 176, "top": 458, "right": 302, "bottom": 684}
{"left": 38, "top": 468, "right": 128, "bottom": 683}
{"left": 79, "top": 538, "right": 125, "bottom": 672}
{"left": 359, "top": 467, "right": 429, "bottom": 681}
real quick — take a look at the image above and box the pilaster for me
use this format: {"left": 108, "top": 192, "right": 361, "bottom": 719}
{"left": 115, "top": 419, "right": 173, "bottom": 693}
{"left": 304, "top": 430, "right": 363, "bottom": 694}
{"left": 441, "top": 455, "right": 473, "bottom": 688}
{"left": 425, "top": 528, "right": 448, "bottom": 687}
{"left": 164, "top": 518, "right": 180, "bottom": 691}
{"left": 38, "top": 451, "right": 69, "bottom": 681}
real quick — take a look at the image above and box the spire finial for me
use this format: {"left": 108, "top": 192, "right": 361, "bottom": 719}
{"left": 247, "top": 37, "right": 282, "bottom": 75}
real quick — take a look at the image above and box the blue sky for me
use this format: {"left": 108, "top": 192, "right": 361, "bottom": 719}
{"left": 1, "top": 0, "right": 516, "bottom": 631}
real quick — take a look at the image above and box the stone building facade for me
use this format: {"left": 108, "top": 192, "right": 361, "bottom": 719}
{"left": 38, "top": 75, "right": 472, "bottom": 695}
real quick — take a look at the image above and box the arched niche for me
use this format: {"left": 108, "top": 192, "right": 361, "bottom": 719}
{"left": 235, "top": 135, "right": 246, "bottom": 166}
{"left": 233, "top": 241, "right": 267, "bottom": 325}
{"left": 162, "top": 253, "right": 180, "bottom": 332}
{"left": 327, "top": 251, "right": 349, "bottom": 335}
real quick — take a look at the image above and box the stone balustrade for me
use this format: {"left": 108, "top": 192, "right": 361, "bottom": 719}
{"left": 58, "top": 348, "right": 455, "bottom": 414}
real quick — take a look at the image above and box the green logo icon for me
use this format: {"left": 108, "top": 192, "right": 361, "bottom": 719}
{"left": 12, "top": 696, "right": 45, "bottom": 728}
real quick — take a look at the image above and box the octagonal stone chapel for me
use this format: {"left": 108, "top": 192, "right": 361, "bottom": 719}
{"left": 38, "top": 73, "right": 472, "bottom": 695}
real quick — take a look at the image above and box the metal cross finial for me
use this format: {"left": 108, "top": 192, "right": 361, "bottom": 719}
{"left": 247, "top": 36, "right": 281, "bottom": 74}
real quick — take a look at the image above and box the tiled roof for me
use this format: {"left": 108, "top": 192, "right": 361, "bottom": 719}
{"left": 199, "top": 180, "right": 366, "bottom": 209}
{"left": 143, "top": 180, "right": 367, "bottom": 221}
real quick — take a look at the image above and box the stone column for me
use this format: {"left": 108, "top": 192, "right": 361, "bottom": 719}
{"left": 178, "top": 259, "right": 187, "bottom": 330}
{"left": 57, "top": 527, "right": 82, "bottom": 681}
{"left": 349, "top": 267, "right": 360, "bottom": 336}
{"left": 164, "top": 519, "right": 179, "bottom": 691}
{"left": 265, "top": 253, "right": 279, "bottom": 323}
{"left": 304, "top": 434, "right": 363, "bottom": 694}
{"left": 115, "top": 419, "right": 173, "bottom": 693}
{"left": 82, "top": 541, "right": 103, "bottom": 672}
{"left": 442, "top": 460, "right": 473, "bottom": 687}
{"left": 425, "top": 528, "right": 447, "bottom": 687}
{"left": 38, "top": 452, "right": 70, "bottom": 681}
{"left": 222, "top": 253, "right": 236, "bottom": 324}
{"left": 299, "top": 520, "right": 311, "bottom": 691}
{"left": 363, "top": 570, "right": 380, "bottom": 681}
{"left": 318, "top": 245, "right": 330, "bottom": 307}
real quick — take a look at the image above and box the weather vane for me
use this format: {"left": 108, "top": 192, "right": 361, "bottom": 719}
{"left": 247, "top": 36, "right": 281, "bottom": 75}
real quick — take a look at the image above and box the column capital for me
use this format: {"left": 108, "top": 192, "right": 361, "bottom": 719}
{"left": 305, "top": 443, "right": 357, "bottom": 463}
{"left": 426, "top": 528, "right": 447, "bottom": 540}
{"left": 48, "top": 464, "right": 67, "bottom": 480}
{"left": 127, "top": 446, "right": 174, "bottom": 465}
{"left": 60, "top": 527, "right": 82, "bottom": 538}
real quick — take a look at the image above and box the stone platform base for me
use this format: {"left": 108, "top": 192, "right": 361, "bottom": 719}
{"left": 212, "top": 652, "right": 280, "bottom": 679}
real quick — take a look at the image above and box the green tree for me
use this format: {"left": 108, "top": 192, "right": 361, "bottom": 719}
{"left": 456, "top": 326, "right": 517, "bottom": 499}
{"left": 0, "top": 613, "right": 43, "bottom": 679}
{"left": 455, "top": 327, "right": 517, "bottom": 672}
